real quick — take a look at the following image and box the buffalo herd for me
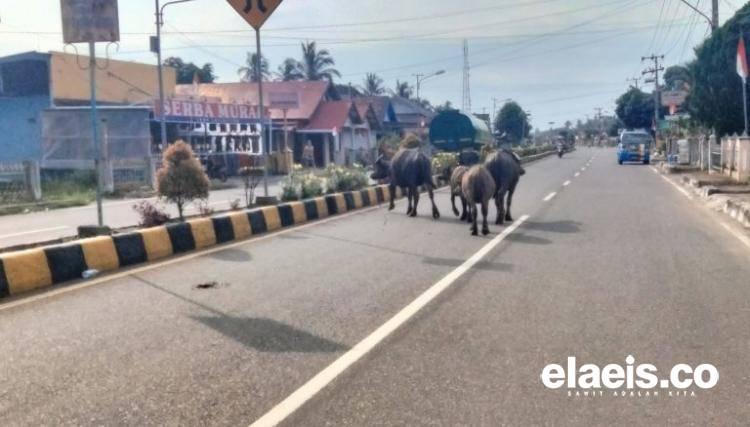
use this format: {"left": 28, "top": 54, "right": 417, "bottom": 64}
{"left": 371, "top": 142, "right": 525, "bottom": 236}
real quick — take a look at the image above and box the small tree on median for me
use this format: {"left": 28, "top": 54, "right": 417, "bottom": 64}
{"left": 157, "top": 140, "right": 209, "bottom": 221}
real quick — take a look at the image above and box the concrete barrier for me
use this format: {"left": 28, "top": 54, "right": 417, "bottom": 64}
{"left": 0, "top": 184, "right": 394, "bottom": 299}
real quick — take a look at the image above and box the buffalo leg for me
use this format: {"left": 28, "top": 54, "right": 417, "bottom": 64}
{"left": 405, "top": 187, "right": 413, "bottom": 215}
{"left": 470, "top": 204, "right": 478, "bottom": 235}
{"left": 428, "top": 186, "right": 440, "bottom": 219}
{"left": 505, "top": 186, "right": 515, "bottom": 222}
{"left": 496, "top": 189, "right": 507, "bottom": 225}
{"left": 481, "top": 200, "right": 490, "bottom": 235}
{"left": 451, "top": 193, "right": 459, "bottom": 217}
{"left": 410, "top": 185, "right": 420, "bottom": 217}
{"left": 388, "top": 183, "right": 396, "bottom": 211}
{"left": 461, "top": 196, "right": 469, "bottom": 222}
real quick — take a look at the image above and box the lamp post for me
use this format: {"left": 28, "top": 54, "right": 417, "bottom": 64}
{"left": 413, "top": 70, "right": 445, "bottom": 103}
{"left": 154, "top": 0, "right": 196, "bottom": 148}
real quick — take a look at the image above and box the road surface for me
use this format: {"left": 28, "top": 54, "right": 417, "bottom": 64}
{"left": 1, "top": 148, "right": 749, "bottom": 426}
{"left": 0, "top": 177, "right": 284, "bottom": 250}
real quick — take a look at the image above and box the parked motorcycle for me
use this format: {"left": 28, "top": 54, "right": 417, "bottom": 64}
{"left": 201, "top": 155, "right": 228, "bottom": 182}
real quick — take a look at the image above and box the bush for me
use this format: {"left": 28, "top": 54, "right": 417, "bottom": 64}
{"left": 132, "top": 200, "right": 170, "bottom": 227}
{"left": 279, "top": 164, "right": 326, "bottom": 201}
{"left": 324, "top": 164, "right": 368, "bottom": 193}
{"left": 156, "top": 140, "right": 210, "bottom": 221}
{"left": 239, "top": 166, "right": 264, "bottom": 207}
{"left": 431, "top": 152, "right": 459, "bottom": 178}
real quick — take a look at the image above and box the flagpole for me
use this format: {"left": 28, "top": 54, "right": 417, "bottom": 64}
{"left": 744, "top": 78, "right": 749, "bottom": 136}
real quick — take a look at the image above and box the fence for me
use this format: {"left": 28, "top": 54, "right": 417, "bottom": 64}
{"left": 0, "top": 161, "right": 41, "bottom": 205}
{"left": 717, "top": 136, "right": 750, "bottom": 181}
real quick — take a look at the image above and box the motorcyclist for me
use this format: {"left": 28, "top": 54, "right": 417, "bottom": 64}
{"left": 556, "top": 140, "right": 564, "bottom": 158}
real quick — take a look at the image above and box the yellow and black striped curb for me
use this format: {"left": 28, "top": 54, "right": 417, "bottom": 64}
{"left": 0, "top": 185, "right": 403, "bottom": 299}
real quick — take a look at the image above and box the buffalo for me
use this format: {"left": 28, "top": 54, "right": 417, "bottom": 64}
{"left": 450, "top": 165, "right": 469, "bottom": 222}
{"left": 484, "top": 149, "right": 524, "bottom": 225}
{"left": 462, "top": 165, "right": 497, "bottom": 236}
{"left": 371, "top": 147, "right": 440, "bottom": 219}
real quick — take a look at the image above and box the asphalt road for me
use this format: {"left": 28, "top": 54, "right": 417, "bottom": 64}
{"left": 0, "top": 177, "right": 284, "bottom": 250}
{"left": 1, "top": 148, "right": 749, "bottom": 426}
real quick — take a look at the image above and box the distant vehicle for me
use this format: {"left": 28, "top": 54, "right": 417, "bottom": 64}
{"left": 617, "top": 130, "right": 652, "bottom": 165}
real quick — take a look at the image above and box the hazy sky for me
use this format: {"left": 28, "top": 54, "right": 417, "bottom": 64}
{"left": 0, "top": 0, "right": 740, "bottom": 128}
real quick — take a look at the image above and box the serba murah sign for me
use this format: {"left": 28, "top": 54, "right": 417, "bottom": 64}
{"left": 154, "top": 99, "right": 266, "bottom": 124}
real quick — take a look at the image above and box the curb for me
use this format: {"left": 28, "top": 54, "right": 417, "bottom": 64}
{"left": 0, "top": 185, "right": 395, "bottom": 299}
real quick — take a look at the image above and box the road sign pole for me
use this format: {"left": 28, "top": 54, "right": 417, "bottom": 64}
{"left": 256, "top": 28, "right": 269, "bottom": 198}
{"left": 89, "top": 41, "right": 104, "bottom": 227}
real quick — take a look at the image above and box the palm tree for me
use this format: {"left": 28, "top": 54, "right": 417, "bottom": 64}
{"left": 361, "top": 73, "right": 385, "bottom": 96}
{"left": 295, "top": 41, "right": 341, "bottom": 82}
{"left": 238, "top": 52, "right": 270, "bottom": 82}
{"left": 391, "top": 80, "right": 413, "bottom": 99}
{"left": 276, "top": 58, "right": 304, "bottom": 81}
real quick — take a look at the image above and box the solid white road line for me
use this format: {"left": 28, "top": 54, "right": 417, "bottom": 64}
{"left": 563, "top": 180, "right": 571, "bottom": 187}
{"left": 719, "top": 222, "right": 750, "bottom": 250}
{"left": 0, "top": 226, "right": 70, "bottom": 240}
{"left": 650, "top": 166, "right": 660, "bottom": 174}
{"left": 574, "top": 172, "right": 580, "bottom": 177}
{"left": 660, "top": 175, "right": 693, "bottom": 199}
{"left": 248, "top": 215, "right": 530, "bottom": 427}
{"left": 543, "top": 192, "right": 557, "bottom": 202}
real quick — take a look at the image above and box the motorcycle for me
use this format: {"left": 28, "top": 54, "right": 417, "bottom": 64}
{"left": 557, "top": 145, "right": 564, "bottom": 158}
{"left": 201, "top": 155, "right": 228, "bottom": 182}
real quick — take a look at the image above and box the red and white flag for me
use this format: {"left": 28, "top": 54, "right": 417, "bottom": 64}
{"left": 738, "top": 32, "right": 749, "bottom": 82}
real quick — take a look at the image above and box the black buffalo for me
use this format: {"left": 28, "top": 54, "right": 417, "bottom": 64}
{"left": 484, "top": 149, "right": 524, "bottom": 225}
{"left": 461, "top": 165, "right": 496, "bottom": 236}
{"left": 371, "top": 148, "right": 440, "bottom": 219}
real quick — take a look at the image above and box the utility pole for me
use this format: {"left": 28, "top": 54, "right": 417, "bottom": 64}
{"left": 594, "top": 107, "right": 604, "bottom": 135}
{"left": 627, "top": 77, "right": 641, "bottom": 90}
{"left": 678, "top": 0, "right": 718, "bottom": 31}
{"left": 642, "top": 54, "right": 665, "bottom": 136}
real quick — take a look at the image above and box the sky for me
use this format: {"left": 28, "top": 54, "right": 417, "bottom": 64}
{"left": 0, "top": 0, "right": 742, "bottom": 129}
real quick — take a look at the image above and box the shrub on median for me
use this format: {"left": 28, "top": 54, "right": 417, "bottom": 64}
{"left": 156, "top": 140, "right": 210, "bottom": 221}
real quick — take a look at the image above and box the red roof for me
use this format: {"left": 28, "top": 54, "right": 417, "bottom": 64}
{"left": 174, "top": 80, "right": 329, "bottom": 121}
{"left": 304, "top": 101, "right": 362, "bottom": 131}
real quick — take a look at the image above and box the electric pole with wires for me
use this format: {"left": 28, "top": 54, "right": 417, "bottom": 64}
{"left": 627, "top": 77, "right": 641, "bottom": 90}
{"left": 642, "top": 54, "right": 665, "bottom": 136}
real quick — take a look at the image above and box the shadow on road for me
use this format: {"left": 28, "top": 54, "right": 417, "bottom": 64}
{"left": 522, "top": 220, "right": 582, "bottom": 234}
{"left": 422, "top": 256, "right": 513, "bottom": 272}
{"left": 193, "top": 315, "right": 348, "bottom": 353}
{"left": 207, "top": 249, "right": 252, "bottom": 262}
{"left": 132, "top": 275, "right": 347, "bottom": 353}
{"left": 506, "top": 233, "right": 552, "bottom": 245}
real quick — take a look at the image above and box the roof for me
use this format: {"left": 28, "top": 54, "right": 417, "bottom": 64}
{"left": 390, "top": 96, "right": 434, "bottom": 118}
{"left": 358, "top": 96, "right": 398, "bottom": 124}
{"left": 174, "top": 80, "right": 330, "bottom": 121}
{"left": 353, "top": 100, "right": 381, "bottom": 130}
{"left": 304, "top": 101, "right": 362, "bottom": 131}
{"left": 0, "top": 51, "right": 50, "bottom": 66}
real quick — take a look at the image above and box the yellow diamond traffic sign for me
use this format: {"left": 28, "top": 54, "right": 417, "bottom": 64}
{"left": 226, "top": 0, "right": 283, "bottom": 30}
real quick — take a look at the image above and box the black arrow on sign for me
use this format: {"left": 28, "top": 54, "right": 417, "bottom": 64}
{"left": 243, "top": 0, "right": 268, "bottom": 13}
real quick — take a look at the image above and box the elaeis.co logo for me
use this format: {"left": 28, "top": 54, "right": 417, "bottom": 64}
{"left": 540, "top": 355, "right": 718, "bottom": 398}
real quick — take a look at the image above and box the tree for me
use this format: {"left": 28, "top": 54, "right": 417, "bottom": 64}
{"left": 238, "top": 52, "right": 270, "bottom": 82}
{"left": 664, "top": 65, "right": 692, "bottom": 91}
{"left": 615, "top": 88, "right": 655, "bottom": 130}
{"left": 391, "top": 80, "right": 413, "bottom": 99}
{"left": 435, "top": 100, "right": 455, "bottom": 113}
{"left": 494, "top": 101, "right": 530, "bottom": 144}
{"left": 361, "top": 73, "right": 385, "bottom": 96}
{"left": 163, "top": 57, "right": 216, "bottom": 84}
{"left": 295, "top": 41, "right": 341, "bottom": 82}
{"left": 276, "top": 57, "right": 303, "bottom": 81}
{"left": 686, "top": 3, "right": 750, "bottom": 135}
{"left": 156, "top": 141, "right": 209, "bottom": 221}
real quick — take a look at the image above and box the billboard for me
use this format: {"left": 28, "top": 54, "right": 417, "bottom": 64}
{"left": 60, "top": 0, "right": 120, "bottom": 44}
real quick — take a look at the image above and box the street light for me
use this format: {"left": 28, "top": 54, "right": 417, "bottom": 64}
{"left": 154, "top": 0, "right": 197, "bottom": 148}
{"left": 413, "top": 69, "right": 445, "bottom": 102}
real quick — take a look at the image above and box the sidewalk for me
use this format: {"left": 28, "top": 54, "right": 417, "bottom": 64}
{"left": 659, "top": 164, "right": 750, "bottom": 228}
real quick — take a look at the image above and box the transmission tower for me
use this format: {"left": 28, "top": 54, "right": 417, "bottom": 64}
{"left": 462, "top": 39, "right": 472, "bottom": 113}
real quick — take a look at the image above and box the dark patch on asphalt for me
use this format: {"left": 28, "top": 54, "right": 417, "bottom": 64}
{"left": 522, "top": 220, "right": 582, "bottom": 234}
{"left": 506, "top": 233, "right": 552, "bottom": 245}
{"left": 194, "top": 281, "right": 229, "bottom": 290}
{"left": 208, "top": 249, "right": 252, "bottom": 262}
{"left": 192, "top": 316, "right": 349, "bottom": 353}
